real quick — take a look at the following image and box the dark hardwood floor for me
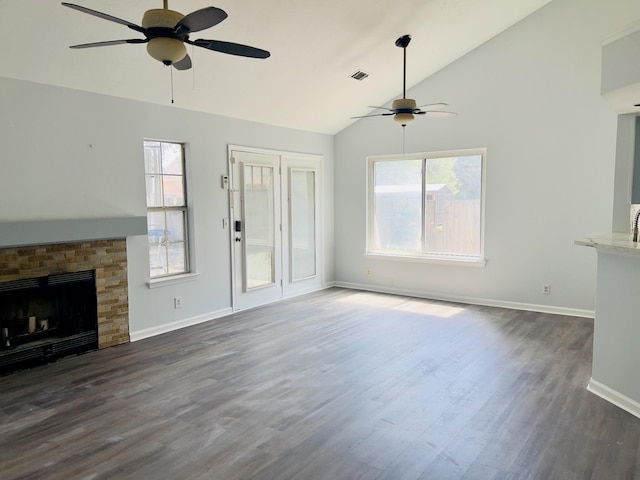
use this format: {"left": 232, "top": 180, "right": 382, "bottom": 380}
{"left": 2, "top": 288, "right": 639, "bottom": 479}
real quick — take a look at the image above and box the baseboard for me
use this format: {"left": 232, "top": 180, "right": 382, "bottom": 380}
{"left": 131, "top": 285, "right": 333, "bottom": 339}
{"left": 130, "top": 282, "right": 592, "bottom": 342}
{"left": 588, "top": 379, "right": 640, "bottom": 419}
{"left": 283, "top": 283, "right": 334, "bottom": 300}
{"left": 332, "top": 281, "right": 595, "bottom": 318}
{"left": 129, "top": 307, "right": 233, "bottom": 342}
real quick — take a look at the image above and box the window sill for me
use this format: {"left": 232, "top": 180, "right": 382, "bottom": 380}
{"left": 147, "top": 272, "right": 200, "bottom": 288}
{"left": 364, "top": 252, "right": 486, "bottom": 267}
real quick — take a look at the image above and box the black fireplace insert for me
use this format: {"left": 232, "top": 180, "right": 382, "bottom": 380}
{"left": 0, "top": 270, "right": 98, "bottom": 374}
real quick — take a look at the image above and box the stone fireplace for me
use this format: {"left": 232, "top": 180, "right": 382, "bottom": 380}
{"left": 0, "top": 239, "right": 130, "bottom": 370}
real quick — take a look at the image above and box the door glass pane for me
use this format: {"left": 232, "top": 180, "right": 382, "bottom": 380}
{"left": 290, "top": 170, "right": 316, "bottom": 280}
{"left": 243, "top": 165, "right": 275, "bottom": 290}
{"left": 372, "top": 159, "right": 423, "bottom": 252}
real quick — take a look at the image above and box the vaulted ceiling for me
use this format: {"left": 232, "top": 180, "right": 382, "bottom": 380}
{"left": 1, "top": 0, "right": 552, "bottom": 134}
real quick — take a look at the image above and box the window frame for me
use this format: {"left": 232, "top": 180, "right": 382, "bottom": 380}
{"left": 143, "top": 139, "right": 192, "bottom": 281}
{"left": 366, "top": 148, "right": 487, "bottom": 266}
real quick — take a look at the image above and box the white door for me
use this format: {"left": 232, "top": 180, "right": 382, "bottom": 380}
{"left": 230, "top": 150, "right": 282, "bottom": 310}
{"left": 230, "top": 148, "right": 323, "bottom": 311}
{"left": 281, "top": 155, "right": 322, "bottom": 297}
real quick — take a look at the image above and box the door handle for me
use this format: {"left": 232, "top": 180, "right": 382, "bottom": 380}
{"left": 235, "top": 237, "right": 242, "bottom": 242}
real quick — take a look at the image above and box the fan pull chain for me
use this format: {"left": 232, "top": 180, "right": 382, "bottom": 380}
{"left": 402, "top": 126, "right": 406, "bottom": 155}
{"left": 170, "top": 66, "right": 175, "bottom": 104}
{"left": 191, "top": 45, "right": 196, "bottom": 91}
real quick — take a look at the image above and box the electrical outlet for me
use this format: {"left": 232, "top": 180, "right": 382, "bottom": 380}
{"left": 174, "top": 296, "right": 183, "bottom": 309}
{"left": 367, "top": 268, "right": 372, "bottom": 276}
{"left": 542, "top": 284, "right": 551, "bottom": 295}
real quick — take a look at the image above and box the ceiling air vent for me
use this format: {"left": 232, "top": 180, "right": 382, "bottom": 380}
{"left": 350, "top": 70, "right": 369, "bottom": 81}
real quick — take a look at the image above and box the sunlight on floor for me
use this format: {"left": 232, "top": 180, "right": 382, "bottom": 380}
{"left": 393, "top": 300, "right": 465, "bottom": 318}
{"left": 339, "top": 292, "right": 465, "bottom": 318}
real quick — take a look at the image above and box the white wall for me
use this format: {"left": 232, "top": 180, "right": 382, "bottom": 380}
{"left": 0, "top": 77, "right": 335, "bottom": 336}
{"left": 334, "top": 0, "right": 640, "bottom": 314}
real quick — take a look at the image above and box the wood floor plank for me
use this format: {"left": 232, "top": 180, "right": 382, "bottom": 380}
{"left": 1, "top": 288, "right": 639, "bottom": 479}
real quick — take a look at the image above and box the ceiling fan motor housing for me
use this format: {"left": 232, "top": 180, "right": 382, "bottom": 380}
{"left": 392, "top": 98, "right": 417, "bottom": 125}
{"left": 142, "top": 9, "right": 186, "bottom": 64}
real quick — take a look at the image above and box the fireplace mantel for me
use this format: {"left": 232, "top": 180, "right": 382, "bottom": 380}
{"left": 0, "top": 216, "right": 146, "bottom": 354}
{"left": 0, "top": 216, "right": 147, "bottom": 249}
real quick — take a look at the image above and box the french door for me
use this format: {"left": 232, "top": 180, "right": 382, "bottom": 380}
{"left": 229, "top": 148, "right": 322, "bottom": 311}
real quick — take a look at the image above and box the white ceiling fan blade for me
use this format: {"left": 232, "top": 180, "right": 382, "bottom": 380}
{"left": 420, "top": 110, "right": 457, "bottom": 117}
{"left": 417, "top": 102, "right": 449, "bottom": 109}
{"left": 368, "top": 105, "right": 394, "bottom": 112}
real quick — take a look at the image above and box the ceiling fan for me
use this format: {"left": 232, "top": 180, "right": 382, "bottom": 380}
{"left": 62, "top": 1, "right": 270, "bottom": 70}
{"left": 352, "top": 34, "right": 456, "bottom": 127}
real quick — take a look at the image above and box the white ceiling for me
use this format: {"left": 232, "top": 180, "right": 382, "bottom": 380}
{"left": 1, "top": 0, "right": 552, "bottom": 134}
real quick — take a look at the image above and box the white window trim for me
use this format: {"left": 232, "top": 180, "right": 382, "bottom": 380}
{"left": 147, "top": 272, "right": 200, "bottom": 288}
{"left": 143, "top": 139, "right": 193, "bottom": 280}
{"left": 366, "top": 148, "right": 487, "bottom": 266}
{"left": 365, "top": 252, "right": 486, "bottom": 267}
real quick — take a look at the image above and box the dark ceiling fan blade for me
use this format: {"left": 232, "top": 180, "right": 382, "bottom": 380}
{"left": 173, "top": 54, "right": 192, "bottom": 70}
{"left": 61, "top": 3, "right": 146, "bottom": 34}
{"left": 368, "top": 105, "right": 395, "bottom": 112}
{"left": 69, "top": 39, "right": 148, "bottom": 49}
{"left": 416, "top": 110, "right": 458, "bottom": 117}
{"left": 350, "top": 113, "right": 395, "bottom": 119}
{"left": 175, "top": 7, "right": 228, "bottom": 34}
{"left": 190, "top": 39, "right": 270, "bottom": 58}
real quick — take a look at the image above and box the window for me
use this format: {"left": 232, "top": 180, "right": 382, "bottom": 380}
{"left": 143, "top": 140, "right": 189, "bottom": 278}
{"left": 367, "top": 149, "right": 485, "bottom": 263}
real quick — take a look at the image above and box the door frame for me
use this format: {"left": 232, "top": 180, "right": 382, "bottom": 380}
{"left": 228, "top": 145, "right": 324, "bottom": 312}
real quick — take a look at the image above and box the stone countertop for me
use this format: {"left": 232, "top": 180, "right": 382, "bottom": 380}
{"left": 575, "top": 232, "right": 640, "bottom": 256}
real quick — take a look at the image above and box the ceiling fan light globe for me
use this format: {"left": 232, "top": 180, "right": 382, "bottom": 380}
{"left": 147, "top": 37, "right": 187, "bottom": 64}
{"left": 142, "top": 8, "right": 187, "bottom": 64}
{"left": 394, "top": 113, "right": 414, "bottom": 126}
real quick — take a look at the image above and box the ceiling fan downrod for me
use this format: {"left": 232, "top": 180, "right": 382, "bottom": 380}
{"left": 393, "top": 35, "right": 416, "bottom": 126}
{"left": 349, "top": 33, "right": 455, "bottom": 127}
{"left": 395, "top": 34, "right": 411, "bottom": 99}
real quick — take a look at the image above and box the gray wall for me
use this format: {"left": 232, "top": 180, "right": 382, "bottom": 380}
{"left": 0, "top": 77, "right": 335, "bottom": 336}
{"left": 611, "top": 113, "right": 636, "bottom": 231}
{"left": 334, "top": 0, "right": 640, "bottom": 314}
{"left": 601, "top": 27, "right": 640, "bottom": 95}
